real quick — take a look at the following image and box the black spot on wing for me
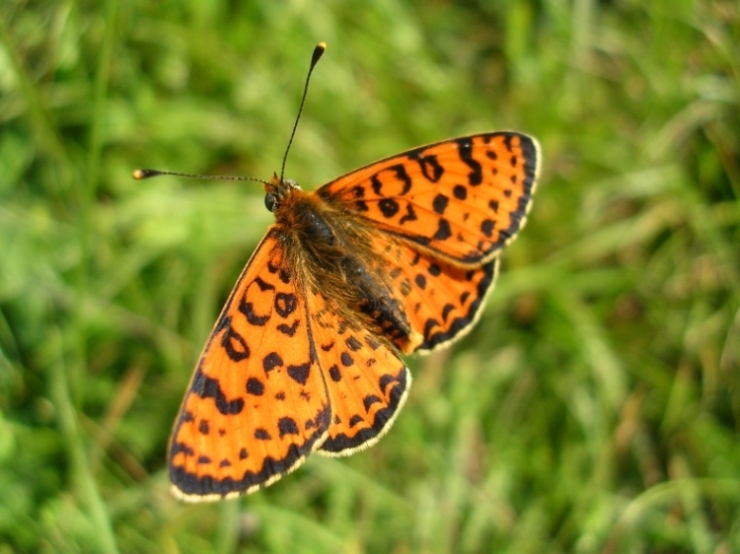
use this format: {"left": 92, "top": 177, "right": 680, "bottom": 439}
{"left": 263, "top": 352, "right": 283, "bottom": 373}
{"left": 392, "top": 164, "right": 413, "bottom": 195}
{"left": 456, "top": 137, "right": 482, "bottom": 186}
{"left": 238, "top": 277, "right": 274, "bottom": 326}
{"left": 441, "top": 303, "right": 455, "bottom": 322}
{"left": 432, "top": 194, "right": 449, "bottom": 215}
{"left": 378, "top": 198, "right": 400, "bottom": 218}
{"left": 409, "top": 151, "right": 444, "bottom": 182}
{"left": 287, "top": 362, "right": 311, "bottom": 385}
{"left": 170, "top": 442, "right": 194, "bottom": 458}
{"left": 503, "top": 134, "right": 513, "bottom": 150}
{"left": 277, "top": 320, "right": 300, "bottom": 337}
{"left": 371, "top": 164, "right": 413, "bottom": 196}
{"left": 371, "top": 175, "right": 383, "bottom": 196}
{"left": 216, "top": 316, "right": 250, "bottom": 362}
{"left": 481, "top": 219, "right": 495, "bottom": 238}
{"left": 191, "top": 365, "right": 244, "bottom": 415}
{"left": 433, "top": 219, "right": 452, "bottom": 241}
{"left": 363, "top": 395, "right": 382, "bottom": 412}
{"left": 378, "top": 374, "right": 397, "bottom": 394}
{"left": 329, "top": 365, "right": 342, "bottom": 382}
{"left": 346, "top": 336, "right": 362, "bottom": 351}
{"left": 254, "top": 429, "right": 271, "bottom": 440}
{"left": 246, "top": 377, "right": 264, "bottom": 396}
{"left": 278, "top": 417, "right": 299, "bottom": 437}
{"left": 275, "top": 293, "right": 298, "bottom": 318}
{"left": 399, "top": 203, "right": 418, "bottom": 225}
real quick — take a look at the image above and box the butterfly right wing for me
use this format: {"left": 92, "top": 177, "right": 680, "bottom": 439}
{"left": 317, "top": 132, "right": 539, "bottom": 266}
{"left": 169, "top": 229, "right": 331, "bottom": 502}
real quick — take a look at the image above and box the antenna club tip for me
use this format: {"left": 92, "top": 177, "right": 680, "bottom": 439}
{"left": 133, "top": 168, "right": 163, "bottom": 180}
{"left": 311, "top": 42, "right": 327, "bottom": 66}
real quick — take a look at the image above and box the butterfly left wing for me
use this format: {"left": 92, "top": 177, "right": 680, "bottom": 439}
{"left": 317, "top": 132, "right": 539, "bottom": 266}
{"left": 303, "top": 288, "right": 411, "bottom": 456}
{"left": 169, "top": 230, "right": 332, "bottom": 501}
{"left": 368, "top": 235, "right": 500, "bottom": 354}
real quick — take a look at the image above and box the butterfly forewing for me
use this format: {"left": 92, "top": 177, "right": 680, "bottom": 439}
{"left": 317, "top": 132, "right": 539, "bottom": 266}
{"left": 169, "top": 230, "right": 332, "bottom": 501}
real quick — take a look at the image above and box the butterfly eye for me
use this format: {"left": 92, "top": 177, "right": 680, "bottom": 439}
{"left": 264, "top": 193, "right": 277, "bottom": 212}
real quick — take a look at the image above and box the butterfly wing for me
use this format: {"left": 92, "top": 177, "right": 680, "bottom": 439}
{"left": 304, "top": 288, "right": 411, "bottom": 456}
{"left": 169, "top": 230, "right": 332, "bottom": 501}
{"left": 317, "top": 132, "right": 539, "bottom": 266}
{"left": 370, "top": 236, "right": 500, "bottom": 354}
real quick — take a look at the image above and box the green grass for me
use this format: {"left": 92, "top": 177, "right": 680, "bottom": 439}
{"left": 1, "top": 1, "right": 739, "bottom": 552}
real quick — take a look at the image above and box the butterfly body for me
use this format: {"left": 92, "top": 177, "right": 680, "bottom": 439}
{"left": 265, "top": 175, "right": 418, "bottom": 353}
{"left": 169, "top": 131, "right": 540, "bottom": 501}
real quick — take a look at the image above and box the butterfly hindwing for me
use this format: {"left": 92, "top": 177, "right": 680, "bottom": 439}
{"left": 317, "top": 132, "right": 540, "bottom": 266}
{"left": 169, "top": 230, "right": 332, "bottom": 501}
{"left": 304, "top": 288, "right": 411, "bottom": 456}
{"left": 370, "top": 236, "right": 500, "bottom": 353}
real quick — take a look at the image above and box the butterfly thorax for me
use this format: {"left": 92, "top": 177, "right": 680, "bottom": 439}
{"left": 266, "top": 177, "right": 420, "bottom": 354}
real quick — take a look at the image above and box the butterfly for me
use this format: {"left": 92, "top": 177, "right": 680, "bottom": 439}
{"left": 147, "top": 44, "right": 541, "bottom": 502}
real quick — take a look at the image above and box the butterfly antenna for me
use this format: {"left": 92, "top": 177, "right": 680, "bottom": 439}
{"left": 134, "top": 43, "right": 326, "bottom": 187}
{"left": 132, "top": 168, "right": 270, "bottom": 186}
{"left": 279, "top": 42, "right": 326, "bottom": 184}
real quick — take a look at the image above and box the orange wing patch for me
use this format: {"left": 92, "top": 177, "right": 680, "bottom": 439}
{"left": 169, "top": 231, "right": 331, "bottom": 501}
{"left": 371, "top": 237, "right": 500, "bottom": 353}
{"left": 305, "top": 289, "right": 411, "bottom": 456}
{"left": 318, "top": 132, "right": 539, "bottom": 266}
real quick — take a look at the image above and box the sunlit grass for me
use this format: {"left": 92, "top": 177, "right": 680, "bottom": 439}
{"left": 1, "top": 1, "right": 738, "bottom": 552}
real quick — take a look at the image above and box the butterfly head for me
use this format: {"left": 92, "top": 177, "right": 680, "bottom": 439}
{"left": 264, "top": 172, "right": 301, "bottom": 213}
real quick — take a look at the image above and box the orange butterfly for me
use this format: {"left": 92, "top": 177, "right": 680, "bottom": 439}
{"left": 139, "top": 44, "right": 540, "bottom": 501}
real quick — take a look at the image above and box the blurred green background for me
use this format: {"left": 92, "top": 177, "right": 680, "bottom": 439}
{"left": 1, "top": 1, "right": 739, "bottom": 552}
